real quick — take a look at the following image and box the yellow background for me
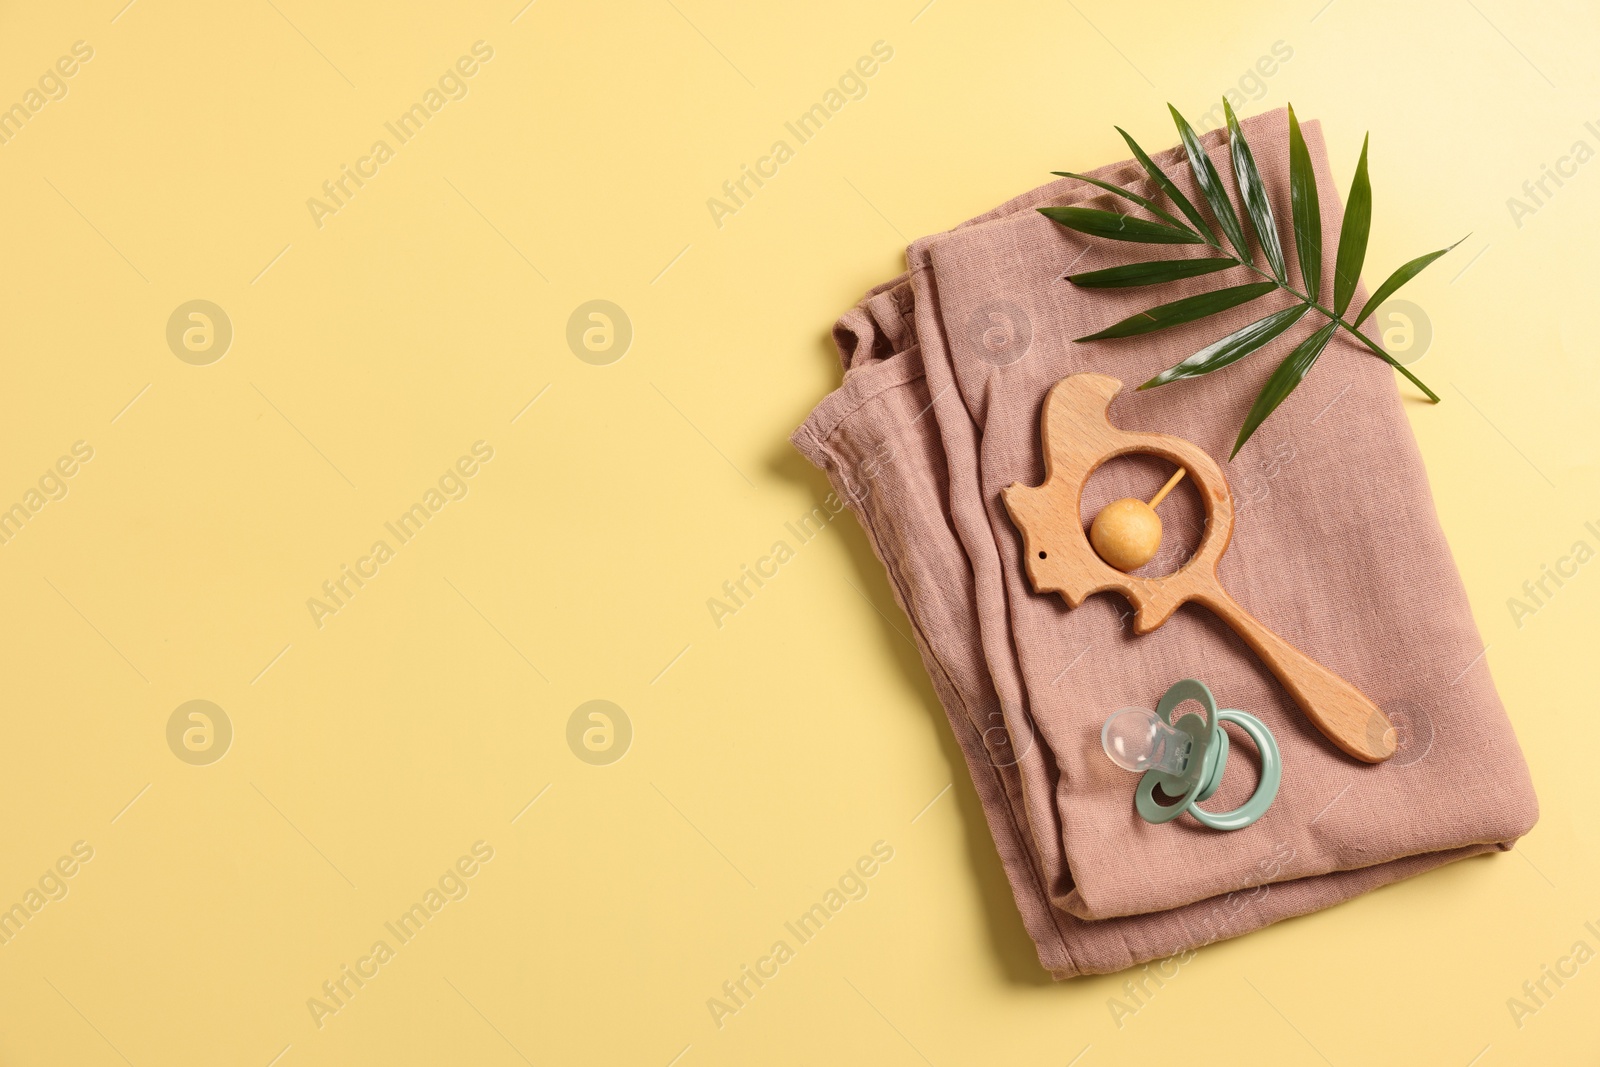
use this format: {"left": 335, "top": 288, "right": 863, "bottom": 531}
{"left": 0, "top": 0, "right": 1594, "bottom": 1063}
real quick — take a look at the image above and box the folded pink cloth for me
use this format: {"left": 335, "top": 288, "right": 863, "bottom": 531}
{"left": 792, "top": 107, "right": 1538, "bottom": 978}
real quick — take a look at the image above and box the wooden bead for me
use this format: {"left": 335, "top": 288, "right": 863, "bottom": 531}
{"left": 1090, "top": 498, "right": 1162, "bottom": 571}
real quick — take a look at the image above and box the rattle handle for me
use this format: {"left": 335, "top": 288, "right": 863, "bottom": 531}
{"left": 1197, "top": 589, "right": 1395, "bottom": 763}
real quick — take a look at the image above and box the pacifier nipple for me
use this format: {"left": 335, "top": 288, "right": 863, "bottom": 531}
{"left": 1102, "top": 707, "right": 1191, "bottom": 776}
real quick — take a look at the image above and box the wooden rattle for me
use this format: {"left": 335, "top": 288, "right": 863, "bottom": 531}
{"left": 1002, "top": 373, "right": 1396, "bottom": 763}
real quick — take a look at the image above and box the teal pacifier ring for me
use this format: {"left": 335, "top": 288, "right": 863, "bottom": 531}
{"left": 1114, "top": 679, "right": 1281, "bottom": 831}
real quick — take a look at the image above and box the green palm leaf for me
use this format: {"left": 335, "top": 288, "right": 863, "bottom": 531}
{"left": 1354, "top": 238, "right": 1466, "bottom": 325}
{"left": 1141, "top": 304, "right": 1310, "bottom": 388}
{"left": 1332, "top": 135, "right": 1371, "bottom": 317}
{"left": 1224, "top": 101, "right": 1286, "bottom": 283}
{"left": 1042, "top": 104, "right": 1452, "bottom": 458}
{"left": 1067, "top": 257, "right": 1235, "bottom": 288}
{"left": 1232, "top": 321, "right": 1338, "bottom": 458}
{"left": 1116, "top": 126, "right": 1216, "bottom": 243}
{"left": 1076, "top": 282, "right": 1276, "bottom": 341}
{"left": 1038, "top": 206, "right": 1204, "bottom": 244}
{"left": 1050, "top": 171, "right": 1191, "bottom": 232}
{"left": 1170, "top": 105, "right": 1250, "bottom": 261}
{"left": 1287, "top": 104, "right": 1322, "bottom": 300}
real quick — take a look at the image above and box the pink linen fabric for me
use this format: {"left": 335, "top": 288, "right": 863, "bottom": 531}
{"left": 791, "top": 108, "right": 1538, "bottom": 978}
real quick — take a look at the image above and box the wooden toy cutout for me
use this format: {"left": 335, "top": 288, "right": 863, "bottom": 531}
{"left": 1002, "top": 373, "right": 1396, "bottom": 763}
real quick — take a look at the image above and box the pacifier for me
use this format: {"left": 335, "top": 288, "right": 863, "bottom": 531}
{"left": 1101, "top": 679, "right": 1281, "bottom": 831}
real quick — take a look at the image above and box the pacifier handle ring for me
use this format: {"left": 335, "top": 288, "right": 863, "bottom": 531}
{"left": 1186, "top": 709, "right": 1282, "bottom": 832}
